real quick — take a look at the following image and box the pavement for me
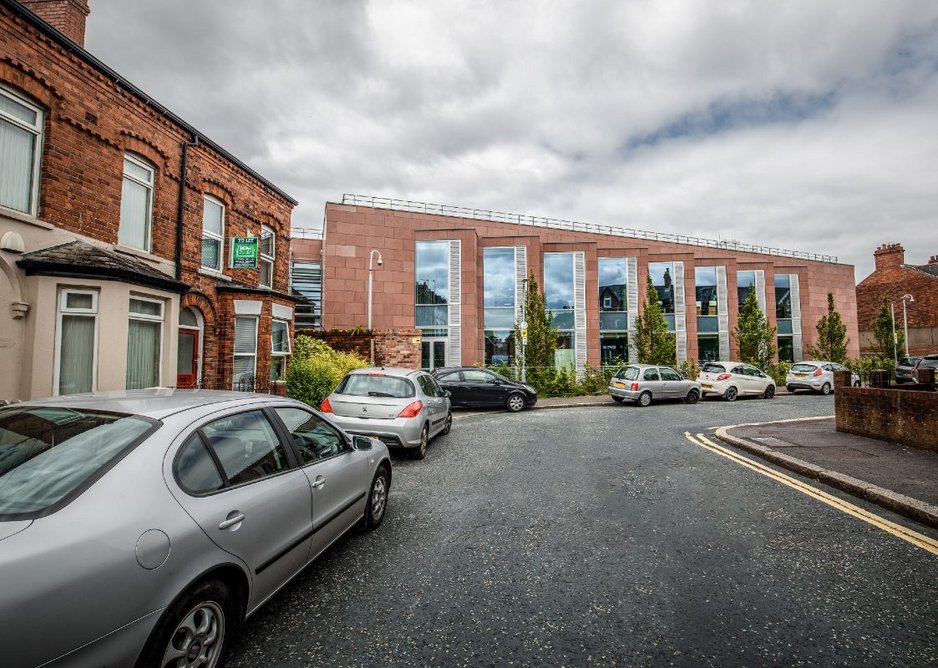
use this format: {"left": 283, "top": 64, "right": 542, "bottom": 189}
{"left": 461, "top": 393, "right": 938, "bottom": 530}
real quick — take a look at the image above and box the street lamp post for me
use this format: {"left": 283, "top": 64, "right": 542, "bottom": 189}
{"left": 901, "top": 293, "right": 914, "bottom": 359}
{"left": 519, "top": 278, "right": 529, "bottom": 383}
{"left": 890, "top": 302, "right": 898, "bottom": 365}
{"left": 368, "top": 249, "right": 383, "bottom": 364}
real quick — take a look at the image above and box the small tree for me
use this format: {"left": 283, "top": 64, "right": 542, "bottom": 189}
{"left": 807, "top": 293, "right": 849, "bottom": 363}
{"left": 634, "top": 273, "right": 676, "bottom": 365}
{"left": 520, "top": 273, "right": 557, "bottom": 369}
{"left": 734, "top": 290, "right": 776, "bottom": 368}
{"left": 871, "top": 297, "right": 902, "bottom": 360}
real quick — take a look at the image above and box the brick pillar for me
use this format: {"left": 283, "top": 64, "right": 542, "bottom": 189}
{"left": 20, "top": 0, "right": 91, "bottom": 47}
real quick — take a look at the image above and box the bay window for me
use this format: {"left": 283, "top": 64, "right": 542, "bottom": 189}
{"left": 55, "top": 289, "right": 98, "bottom": 395}
{"left": 126, "top": 297, "right": 164, "bottom": 389}
{"left": 270, "top": 319, "right": 291, "bottom": 381}
{"left": 233, "top": 316, "right": 258, "bottom": 390}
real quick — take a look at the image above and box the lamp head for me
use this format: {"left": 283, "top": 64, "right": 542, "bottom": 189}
{"left": 377, "top": 258, "right": 383, "bottom": 266}
{"left": 902, "top": 293, "right": 914, "bottom": 303}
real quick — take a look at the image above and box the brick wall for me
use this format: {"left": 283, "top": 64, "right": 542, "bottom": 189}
{"left": 297, "top": 328, "right": 422, "bottom": 369}
{"left": 836, "top": 387, "right": 938, "bottom": 452}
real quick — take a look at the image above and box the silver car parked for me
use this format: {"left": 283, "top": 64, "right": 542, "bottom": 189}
{"left": 0, "top": 390, "right": 391, "bottom": 668}
{"left": 608, "top": 364, "right": 702, "bottom": 407}
{"left": 322, "top": 367, "right": 452, "bottom": 460}
{"left": 786, "top": 361, "right": 860, "bottom": 394}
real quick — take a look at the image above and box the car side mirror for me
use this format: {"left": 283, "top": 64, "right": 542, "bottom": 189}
{"left": 352, "top": 435, "right": 374, "bottom": 451}
{"left": 443, "top": 389, "right": 452, "bottom": 397}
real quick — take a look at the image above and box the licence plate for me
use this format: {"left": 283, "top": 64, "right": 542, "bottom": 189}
{"left": 702, "top": 383, "right": 712, "bottom": 389}
{"left": 614, "top": 382, "right": 625, "bottom": 388}
{"left": 794, "top": 373, "right": 806, "bottom": 378}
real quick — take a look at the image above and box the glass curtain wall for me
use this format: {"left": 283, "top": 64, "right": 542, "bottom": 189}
{"left": 415, "top": 241, "right": 450, "bottom": 330}
{"left": 737, "top": 270, "right": 756, "bottom": 308}
{"left": 648, "top": 262, "right": 676, "bottom": 331}
{"left": 598, "top": 257, "right": 628, "bottom": 366}
{"left": 291, "top": 261, "right": 322, "bottom": 329}
{"left": 775, "top": 274, "right": 794, "bottom": 362}
{"left": 545, "top": 252, "right": 576, "bottom": 370}
{"left": 695, "top": 267, "right": 719, "bottom": 362}
{"left": 483, "top": 247, "right": 516, "bottom": 365}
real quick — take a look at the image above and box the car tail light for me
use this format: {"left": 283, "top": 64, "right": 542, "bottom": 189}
{"left": 320, "top": 397, "right": 333, "bottom": 413}
{"left": 398, "top": 400, "right": 424, "bottom": 418}
{"left": 716, "top": 373, "right": 731, "bottom": 381}
{"left": 367, "top": 372, "right": 385, "bottom": 376}
{"left": 631, "top": 383, "right": 640, "bottom": 391}
{"left": 813, "top": 368, "right": 823, "bottom": 377}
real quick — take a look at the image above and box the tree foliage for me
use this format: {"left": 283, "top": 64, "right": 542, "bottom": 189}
{"left": 286, "top": 336, "right": 369, "bottom": 407}
{"left": 634, "top": 273, "right": 676, "bottom": 365}
{"left": 734, "top": 290, "right": 776, "bottom": 369}
{"left": 806, "top": 293, "right": 848, "bottom": 363}
{"left": 520, "top": 272, "right": 557, "bottom": 369}
{"left": 871, "top": 297, "right": 902, "bottom": 360}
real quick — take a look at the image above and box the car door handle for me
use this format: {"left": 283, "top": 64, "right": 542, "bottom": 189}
{"left": 218, "top": 513, "right": 245, "bottom": 530}
{"left": 311, "top": 476, "right": 326, "bottom": 489}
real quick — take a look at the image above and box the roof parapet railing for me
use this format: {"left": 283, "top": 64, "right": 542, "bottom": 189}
{"left": 291, "top": 227, "right": 323, "bottom": 240}
{"left": 340, "top": 193, "right": 838, "bottom": 264}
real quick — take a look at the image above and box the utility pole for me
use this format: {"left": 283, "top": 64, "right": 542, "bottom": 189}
{"left": 368, "top": 249, "right": 383, "bottom": 364}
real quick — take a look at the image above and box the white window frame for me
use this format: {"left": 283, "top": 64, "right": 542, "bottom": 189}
{"left": 233, "top": 316, "right": 259, "bottom": 390}
{"left": 270, "top": 319, "right": 291, "bottom": 381}
{"left": 53, "top": 288, "right": 99, "bottom": 396}
{"left": 201, "top": 195, "right": 225, "bottom": 272}
{"left": 127, "top": 296, "right": 165, "bottom": 388}
{"left": 259, "top": 225, "right": 275, "bottom": 289}
{"left": 0, "top": 84, "right": 44, "bottom": 216}
{"left": 119, "top": 153, "right": 155, "bottom": 252}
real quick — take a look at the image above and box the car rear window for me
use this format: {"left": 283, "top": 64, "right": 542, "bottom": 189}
{"left": 336, "top": 374, "right": 415, "bottom": 398}
{"left": 920, "top": 358, "right": 938, "bottom": 369}
{"left": 0, "top": 406, "right": 156, "bottom": 519}
{"left": 614, "top": 366, "right": 641, "bottom": 381}
{"left": 791, "top": 363, "right": 818, "bottom": 372}
{"left": 702, "top": 363, "right": 725, "bottom": 374}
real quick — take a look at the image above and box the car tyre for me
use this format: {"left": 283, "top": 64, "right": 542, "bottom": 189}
{"left": 611, "top": 395, "right": 624, "bottom": 403}
{"left": 505, "top": 393, "right": 526, "bottom": 413}
{"left": 138, "top": 579, "right": 235, "bottom": 668}
{"left": 637, "top": 391, "right": 652, "bottom": 407}
{"left": 683, "top": 389, "right": 700, "bottom": 404}
{"left": 724, "top": 386, "right": 738, "bottom": 402}
{"left": 441, "top": 412, "right": 452, "bottom": 435}
{"left": 763, "top": 385, "right": 776, "bottom": 399}
{"left": 786, "top": 385, "right": 796, "bottom": 393}
{"left": 820, "top": 382, "right": 832, "bottom": 395}
{"left": 410, "top": 424, "right": 429, "bottom": 460}
{"left": 363, "top": 466, "right": 390, "bottom": 530}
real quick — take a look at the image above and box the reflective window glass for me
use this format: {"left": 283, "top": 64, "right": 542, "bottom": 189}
{"left": 415, "top": 241, "right": 449, "bottom": 305}
{"left": 775, "top": 274, "right": 792, "bottom": 319}
{"left": 175, "top": 434, "right": 224, "bottom": 494}
{"left": 695, "top": 267, "right": 718, "bottom": 316}
{"left": 202, "top": 411, "right": 289, "bottom": 484}
{"left": 598, "top": 258, "right": 627, "bottom": 313}
{"left": 737, "top": 270, "right": 756, "bottom": 308}
{"left": 274, "top": 407, "right": 347, "bottom": 464}
{"left": 649, "top": 263, "right": 675, "bottom": 314}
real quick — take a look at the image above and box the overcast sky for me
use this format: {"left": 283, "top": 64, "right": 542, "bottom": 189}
{"left": 85, "top": 1, "right": 938, "bottom": 280}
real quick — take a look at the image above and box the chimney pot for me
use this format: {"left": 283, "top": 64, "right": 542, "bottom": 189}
{"left": 19, "top": 0, "right": 91, "bottom": 48}
{"left": 929, "top": 255, "right": 938, "bottom": 265}
{"left": 873, "top": 242, "right": 905, "bottom": 271}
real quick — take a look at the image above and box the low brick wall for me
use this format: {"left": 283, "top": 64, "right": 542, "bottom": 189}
{"left": 835, "top": 387, "right": 938, "bottom": 452}
{"left": 296, "top": 328, "right": 421, "bottom": 369}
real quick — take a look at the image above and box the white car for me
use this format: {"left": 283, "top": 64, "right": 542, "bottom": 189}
{"left": 786, "top": 361, "right": 860, "bottom": 394}
{"left": 697, "top": 361, "right": 776, "bottom": 401}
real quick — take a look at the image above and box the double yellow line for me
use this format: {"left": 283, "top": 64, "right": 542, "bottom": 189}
{"left": 684, "top": 431, "right": 938, "bottom": 557}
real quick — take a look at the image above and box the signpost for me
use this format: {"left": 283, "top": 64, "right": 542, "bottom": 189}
{"left": 519, "top": 319, "right": 528, "bottom": 383}
{"left": 231, "top": 237, "right": 259, "bottom": 269}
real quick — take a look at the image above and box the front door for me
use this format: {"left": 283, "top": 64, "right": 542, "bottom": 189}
{"left": 421, "top": 338, "right": 446, "bottom": 371}
{"left": 177, "top": 328, "right": 200, "bottom": 388}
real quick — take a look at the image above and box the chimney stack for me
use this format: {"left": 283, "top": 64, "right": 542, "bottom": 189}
{"left": 929, "top": 255, "right": 938, "bottom": 265}
{"left": 20, "top": 0, "right": 91, "bottom": 48}
{"left": 873, "top": 243, "right": 905, "bottom": 272}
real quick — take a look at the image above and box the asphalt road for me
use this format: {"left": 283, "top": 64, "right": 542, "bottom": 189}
{"left": 227, "top": 394, "right": 938, "bottom": 667}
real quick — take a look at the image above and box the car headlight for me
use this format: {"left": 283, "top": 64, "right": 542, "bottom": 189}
{"left": 523, "top": 384, "right": 536, "bottom": 393}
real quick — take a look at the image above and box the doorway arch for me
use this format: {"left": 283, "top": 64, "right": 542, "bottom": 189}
{"left": 177, "top": 306, "right": 204, "bottom": 388}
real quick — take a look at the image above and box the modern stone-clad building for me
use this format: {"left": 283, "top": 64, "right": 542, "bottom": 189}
{"left": 311, "top": 195, "right": 860, "bottom": 373}
{"left": 0, "top": 0, "right": 298, "bottom": 400}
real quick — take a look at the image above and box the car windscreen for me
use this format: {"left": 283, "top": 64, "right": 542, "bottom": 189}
{"left": 702, "top": 364, "right": 725, "bottom": 374}
{"left": 336, "top": 374, "right": 415, "bottom": 398}
{"left": 791, "top": 363, "right": 818, "bottom": 372}
{"left": 614, "top": 367, "right": 641, "bottom": 380}
{"left": 0, "top": 407, "right": 156, "bottom": 519}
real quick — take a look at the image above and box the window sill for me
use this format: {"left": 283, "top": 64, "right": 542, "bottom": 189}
{"left": 198, "top": 268, "right": 232, "bottom": 282}
{"left": 0, "top": 206, "right": 54, "bottom": 230}
{"left": 114, "top": 244, "right": 160, "bottom": 262}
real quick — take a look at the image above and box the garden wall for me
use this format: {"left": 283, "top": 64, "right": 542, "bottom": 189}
{"left": 835, "top": 387, "right": 938, "bottom": 452}
{"left": 297, "top": 329, "right": 421, "bottom": 369}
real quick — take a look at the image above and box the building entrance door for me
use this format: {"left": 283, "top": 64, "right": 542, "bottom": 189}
{"left": 421, "top": 338, "right": 446, "bottom": 371}
{"left": 177, "top": 329, "right": 200, "bottom": 388}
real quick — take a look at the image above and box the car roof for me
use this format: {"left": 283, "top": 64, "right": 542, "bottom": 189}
{"left": 8, "top": 389, "right": 291, "bottom": 420}
{"left": 704, "top": 360, "right": 745, "bottom": 366}
{"left": 347, "top": 367, "right": 420, "bottom": 378}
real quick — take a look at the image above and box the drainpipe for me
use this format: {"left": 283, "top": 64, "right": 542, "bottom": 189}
{"left": 175, "top": 134, "right": 200, "bottom": 280}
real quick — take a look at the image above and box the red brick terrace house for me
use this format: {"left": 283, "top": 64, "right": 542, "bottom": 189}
{"left": 856, "top": 243, "right": 938, "bottom": 357}
{"left": 305, "top": 195, "right": 860, "bottom": 373}
{"left": 0, "top": 0, "right": 298, "bottom": 400}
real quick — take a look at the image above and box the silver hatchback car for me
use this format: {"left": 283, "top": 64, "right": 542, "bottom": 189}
{"left": 786, "top": 361, "right": 860, "bottom": 394}
{"left": 322, "top": 368, "right": 452, "bottom": 460}
{"left": 0, "top": 390, "right": 391, "bottom": 668}
{"left": 608, "top": 364, "right": 702, "bottom": 406}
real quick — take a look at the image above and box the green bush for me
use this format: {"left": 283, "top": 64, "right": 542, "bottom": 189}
{"left": 845, "top": 355, "right": 897, "bottom": 382}
{"left": 675, "top": 360, "right": 701, "bottom": 381}
{"left": 766, "top": 360, "right": 792, "bottom": 387}
{"left": 286, "top": 336, "right": 369, "bottom": 407}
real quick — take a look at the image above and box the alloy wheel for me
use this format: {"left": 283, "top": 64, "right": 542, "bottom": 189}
{"left": 162, "top": 601, "right": 225, "bottom": 668}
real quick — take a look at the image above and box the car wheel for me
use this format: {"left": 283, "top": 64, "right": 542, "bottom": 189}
{"left": 684, "top": 389, "right": 700, "bottom": 404}
{"left": 411, "top": 424, "right": 429, "bottom": 460}
{"left": 724, "top": 386, "right": 738, "bottom": 402}
{"left": 505, "top": 393, "right": 526, "bottom": 412}
{"left": 611, "top": 395, "right": 624, "bottom": 403}
{"left": 763, "top": 385, "right": 776, "bottom": 399}
{"left": 139, "top": 579, "right": 234, "bottom": 668}
{"left": 441, "top": 412, "right": 452, "bottom": 435}
{"left": 786, "top": 385, "right": 796, "bottom": 393}
{"left": 820, "top": 382, "right": 832, "bottom": 395}
{"left": 637, "top": 391, "right": 652, "bottom": 407}
{"left": 363, "top": 466, "right": 390, "bottom": 530}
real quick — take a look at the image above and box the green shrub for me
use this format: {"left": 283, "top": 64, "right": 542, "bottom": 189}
{"left": 675, "top": 360, "right": 701, "bottom": 380}
{"left": 286, "top": 336, "right": 369, "bottom": 407}
{"left": 766, "top": 360, "right": 791, "bottom": 387}
{"left": 845, "top": 355, "right": 897, "bottom": 382}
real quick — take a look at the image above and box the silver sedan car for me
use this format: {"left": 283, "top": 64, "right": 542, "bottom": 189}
{"left": 608, "top": 364, "right": 702, "bottom": 406}
{"left": 0, "top": 390, "right": 391, "bottom": 668}
{"left": 322, "top": 367, "right": 452, "bottom": 460}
